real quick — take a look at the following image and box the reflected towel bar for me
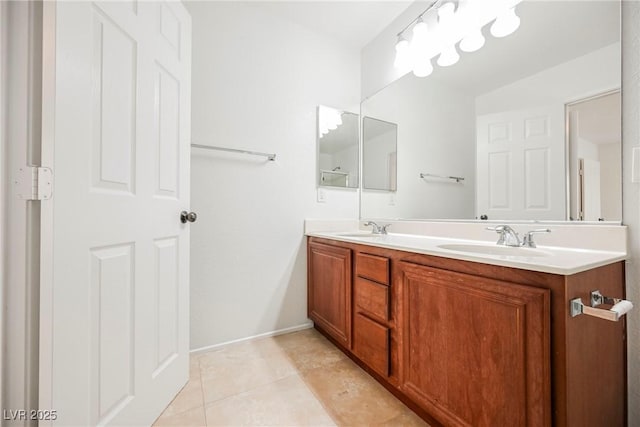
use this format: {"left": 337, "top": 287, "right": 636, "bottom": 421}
{"left": 191, "top": 143, "right": 276, "bottom": 161}
{"left": 419, "top": 173, "right": 465, "bottom": 183}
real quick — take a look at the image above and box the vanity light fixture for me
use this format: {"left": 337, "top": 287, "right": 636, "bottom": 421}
{"left": 393, "top": 0, "right": 522, "bottom": 77}
{"left": 436, "top": 2, "right": 460, "bottom": 67}
{"left": 410, "top": 16, "right": 434, "bottom": 77}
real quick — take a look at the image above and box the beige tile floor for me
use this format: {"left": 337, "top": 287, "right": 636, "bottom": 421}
{"left": 153, "top": 328, "right": 428, "bottom": 426}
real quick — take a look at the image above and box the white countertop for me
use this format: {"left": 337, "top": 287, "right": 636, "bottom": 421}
{"left": 307, "top": 231, "right": 627, "bottom": 275}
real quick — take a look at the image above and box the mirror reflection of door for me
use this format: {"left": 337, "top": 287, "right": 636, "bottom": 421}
{"left": 568, "top": 90, "right": 621, "bottom": 221}
{"left": 476, "top": 105, "right": 565, "bottom": 221}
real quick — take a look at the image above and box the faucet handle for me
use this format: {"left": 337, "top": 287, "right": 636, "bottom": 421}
{"left": 486, "top": 225, "right": 521, "bottom": 246}
{"left": 380, "top": 224, "right": 391, "bottom": 234}
{"left": 364, "top": 221, "right": 381, "bottom": 234}
{"left": 486, "top": 226, "right": 507, "bottom": 245}
{"left": 522, "top": 229, "right": 551, "bottom": 248}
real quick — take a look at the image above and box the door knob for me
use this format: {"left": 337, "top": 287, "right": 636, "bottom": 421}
{"left": 180, "top": 211, "right": 197, "bottom": 224}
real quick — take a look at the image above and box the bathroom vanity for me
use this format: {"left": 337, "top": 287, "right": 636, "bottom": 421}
{"left": 306, "top": 232, "right": 628, "bottom": 427}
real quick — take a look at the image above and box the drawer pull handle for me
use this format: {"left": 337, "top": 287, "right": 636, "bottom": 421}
{"left": 570, "top": 290, "right": 633, "bottom": 322}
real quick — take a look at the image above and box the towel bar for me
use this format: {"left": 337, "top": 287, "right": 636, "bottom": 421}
{"left": 570, "top": 290, "right": 633, "bottom": 322}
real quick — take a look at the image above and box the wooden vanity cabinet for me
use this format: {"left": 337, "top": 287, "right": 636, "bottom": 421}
{"left": 306, "top": 237, "right": 627, "bottom": 427}
{"left": 307, "top": 241, "right": 352, "bottom": 347}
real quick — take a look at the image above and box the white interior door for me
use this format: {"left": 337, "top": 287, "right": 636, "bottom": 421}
{"left": 39, "top": 1, "right": 191, "bottom": 426}
{"left": 580, "top": 158, "right": 602, "bottom": 221}
{"left": 476, "top": 105, "right": 565, "bottom": 220}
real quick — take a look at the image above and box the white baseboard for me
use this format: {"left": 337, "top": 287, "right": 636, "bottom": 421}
{"left": 190, "top": 322, "right": 314, "bottom": 355}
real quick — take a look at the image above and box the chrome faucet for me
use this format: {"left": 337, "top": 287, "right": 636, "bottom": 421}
{"left": 364, "top": 221, "right": 390, "bottom": 235}
{"left": 487, "top": 225, "right": 521, "bottom": 247}
{"left": 487, "top": 225, "right": 551, "bottom": 248}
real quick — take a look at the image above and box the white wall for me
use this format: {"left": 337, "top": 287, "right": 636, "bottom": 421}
{"left": 185, "top": 1, "right": 360, "bottom": 350}
{"left": 361, "top": 73, "right": 476, "bottom": 220}
{"left": 476, "top": 43, "right": 620, "bottom": 115}
{"left": 622, "top": 3, "right": 640, "bottom": 425}
{"left": 0, "top": 0, "right": 6, "bottom": 411}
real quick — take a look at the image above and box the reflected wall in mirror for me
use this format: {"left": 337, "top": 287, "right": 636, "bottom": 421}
{"left": 317, "top": 105, "right": 359, "bottom": 188}
{"left": 363, "top": 117, "right": 398, "bottom": 191}
{"left": 361, "top": 0, "right": 621, "bottom": 222}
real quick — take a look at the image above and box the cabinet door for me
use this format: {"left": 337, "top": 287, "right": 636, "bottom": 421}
{"left": 399, "top": 262, "right": 550, "bottom": 427}
{"left": 308, "top": 242, "right": 352, "bottom": 347}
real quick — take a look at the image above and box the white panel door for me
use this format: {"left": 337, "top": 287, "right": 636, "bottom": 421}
{"left": 476, "top": 106, "right": 565, "bottom": 220}
{"left": 39, "top": 1, "right": 191, "bottom": 426}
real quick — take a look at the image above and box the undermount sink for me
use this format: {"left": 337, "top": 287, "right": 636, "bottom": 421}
{"left": 437, "top": 243, "right": 550, "bottom": 258}
{"left": 337, "top": 232, "right": 384, "bottom": 238}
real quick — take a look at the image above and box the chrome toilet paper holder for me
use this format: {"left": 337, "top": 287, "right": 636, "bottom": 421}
{"left": 570, "top": 290, "right": 633, "bottom": 322}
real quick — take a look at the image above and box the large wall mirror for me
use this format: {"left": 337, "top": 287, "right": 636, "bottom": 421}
{"left": 361, "top": 0, "right": 621, "bottom": 222}
{"left": 317, "top": 105, "right": 359, "bottom": 188}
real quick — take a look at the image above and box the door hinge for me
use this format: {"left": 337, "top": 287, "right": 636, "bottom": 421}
{"left": 14, "top": 166, "right": 53, "bottom": 200}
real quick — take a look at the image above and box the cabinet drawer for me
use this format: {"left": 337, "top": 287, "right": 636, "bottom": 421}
{"left": 356, "top": 253, "right": 390, "bottom": 285}
{"left": 354, "top": 277, "right": 389, "bottom": 322}
{"left": 353, "top": 313, "right": 390, "bottom": 377}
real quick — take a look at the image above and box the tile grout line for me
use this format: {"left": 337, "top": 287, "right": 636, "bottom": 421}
{"left": 197, "top": 355, "right": 208, "bottom": 427}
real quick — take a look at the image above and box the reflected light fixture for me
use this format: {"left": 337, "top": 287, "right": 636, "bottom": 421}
{"left": 393, "top": 0, "right": 522, "bottom": 77}
{"left": 491, "top": 7, "right": 521, "bottom": 38}
{"left": 411, "top": 16, "right": 429, "bottom": 48}
{"left": 436, "top": 2, "right": 459, "bottom": 67}
{"left": 410, "top": 16, "right": 432, "bottom": 76}
{"left": 413, "top": 56, "right": 433, "bottom": 78}
{"left": 437, "top": 45, "right": 460, "bottom": 67}
{"left": 394, "top": 35, "right": 411, "bottom": 70}
{"left": 318, "top": 106, "right": 343, "bottom": 138}
{"left": 460, "top": 27, "right": 485, "bottom": 52}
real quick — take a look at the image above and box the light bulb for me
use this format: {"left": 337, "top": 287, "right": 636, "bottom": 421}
{"left": 412, "top": 56, "right": 433, "bottom": 78}
{"left": 412, "top": 17, "right": 429, "bottom": 48}
{"left": 491, "top": 7, "right": 520, "bottom": 38}
{"left": 437, "top": 45, "right": 460, "bottom": 67}
{"left": 327, "top": 109, "right": 340, "bottom": 130}
{"left": 460, "top": 28, "right": 485, "bottom": 52}
{"left": 438, "top": 2, "right": 456, "bottom": 21}
{"left": 394, "top": 36, "right": 411, "bottom": 70}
